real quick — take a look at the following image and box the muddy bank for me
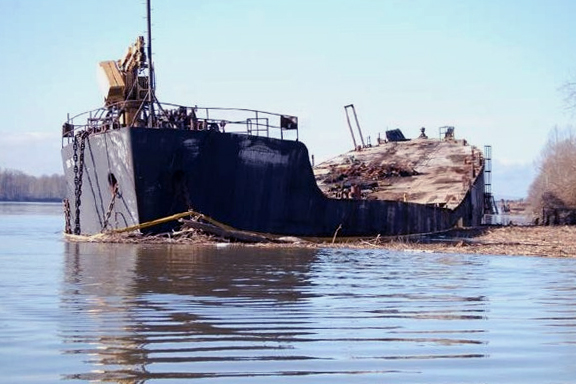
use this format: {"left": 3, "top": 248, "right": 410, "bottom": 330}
{"left": 366, "top": 226, "right": 576, "bottom": 258}
{"left": 66, "top": 225, "right": 576, "bottom": 258}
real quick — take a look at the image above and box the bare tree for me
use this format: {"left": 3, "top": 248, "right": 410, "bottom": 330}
{"left": 528, "top": 126, "right": 576, "bottom": 219}
{"left": 561, "top": 81, "right": 576, "bottom": 113}
{"left": 0, "top": 167, "right": 66, "bottom": 201}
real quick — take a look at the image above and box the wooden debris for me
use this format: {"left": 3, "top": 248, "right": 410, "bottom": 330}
{"left": 64, "top": 222, "right": 576, "bottom": 259}
{"left": 180, "top": 219, "right": 274, "bottom": 243}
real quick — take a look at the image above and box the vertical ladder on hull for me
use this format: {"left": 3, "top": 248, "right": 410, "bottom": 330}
{"left": 483, "top": 145, "right": 499, "bottom": 215}
{"left": 344, "top": 104, "right": 365, "bottom": 150}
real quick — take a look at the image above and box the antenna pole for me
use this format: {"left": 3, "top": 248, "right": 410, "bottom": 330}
{"left": 146, "top": 0, "right": 155, "bottom": 127}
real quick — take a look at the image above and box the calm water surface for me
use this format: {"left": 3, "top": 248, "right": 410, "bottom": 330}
{"left": 1, "top": 202, "right": 576, "bottom": 383}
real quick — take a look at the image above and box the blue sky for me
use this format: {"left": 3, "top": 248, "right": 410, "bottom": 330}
{"left": 2, "top": 0, "right": 576, "bottom": 197}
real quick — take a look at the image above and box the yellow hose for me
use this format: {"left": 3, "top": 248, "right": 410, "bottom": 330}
{"left": 108, "top": 211, "right": 197, "bottom": 234}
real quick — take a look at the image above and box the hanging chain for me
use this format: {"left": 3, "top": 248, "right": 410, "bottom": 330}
{"left": 72, "top": 131, "right": 88, "bottom": 235}
{"left": 101, "top": 183, "right": 118, "bottom": 232}
{"left": 63, "top": 198, "right": 71, "bottom": 234}
{"left": 174, "top": 175, "right": 193, "bottom": 211}
{"left": 72, "top": 135, "right": 79, "bottom": 234}
{"left": 182, "top": 179, "right": 193, "bottom": 211}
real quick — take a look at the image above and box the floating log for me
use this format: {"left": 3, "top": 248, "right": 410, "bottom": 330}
{"left": 180, "top": 219, "right": 274, "bottom": 243}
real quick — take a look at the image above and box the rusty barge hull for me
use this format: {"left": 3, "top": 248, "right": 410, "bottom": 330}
{"left": 61, "top": 127, "right": 484, "bottom": 237}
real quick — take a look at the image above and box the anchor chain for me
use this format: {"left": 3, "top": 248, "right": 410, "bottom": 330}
{"left": 72, "top": 131, "right": 88, "bottom": 235}
{"left": 182, "top": 180, "right": 193, "bottom": 212}
{"left": 63, "top": 198, "right": 71, "bottom": 234}
{"left": 175, "top": 176, "right": 193, "bottom": 211}
{"left": 101, "top": 183, "right": 119, "bottom": 232}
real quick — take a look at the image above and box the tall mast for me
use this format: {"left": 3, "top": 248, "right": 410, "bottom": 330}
{"left": 146, "top": 0, "right": 155, "bottom": 127}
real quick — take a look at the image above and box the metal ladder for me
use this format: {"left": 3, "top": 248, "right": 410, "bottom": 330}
{"left": 483, "top": 145, "right": 499, "bottom": 215}
{"left": 344, "top": 104, "right": 365, "bottom": 150}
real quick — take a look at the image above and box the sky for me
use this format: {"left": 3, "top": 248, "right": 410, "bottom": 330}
{"left": 2, "top": 0, "right": 576, "bottom": 198}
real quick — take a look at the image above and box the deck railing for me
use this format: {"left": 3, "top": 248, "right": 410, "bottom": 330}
{"left": 62, "top": 102, "right": 298, "bottom": 145}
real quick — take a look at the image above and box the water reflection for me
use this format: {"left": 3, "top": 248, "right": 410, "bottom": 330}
{"left": 532, "top": 260, "right": 576, "bottom": 346}
{"left": 61, "top": 243, "right": 318, "bottom": 381}
{"left": 60, "top": 244, "right": 491, "bottom": 382}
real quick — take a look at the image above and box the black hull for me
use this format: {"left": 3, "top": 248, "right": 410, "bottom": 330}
{"left": 62, "top": 128, "right": 484, "bottom": 237}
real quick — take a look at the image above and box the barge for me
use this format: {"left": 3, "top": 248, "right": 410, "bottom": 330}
{"left": 60, "top": 5, "right": 488, "bottom": 239}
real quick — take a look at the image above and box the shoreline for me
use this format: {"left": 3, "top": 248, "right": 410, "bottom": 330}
{"left": 65, "top": 225, "right": 576, "bottom": 258}
{"left": 0, "top": 199, "right": 62, "bottom": 203}
{"left": 351, "top": 226, "right": 576, "bottom": 258}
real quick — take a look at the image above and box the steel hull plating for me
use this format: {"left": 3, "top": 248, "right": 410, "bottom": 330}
{"left": 62, "top": 127, "right": 482, "bottom": 237}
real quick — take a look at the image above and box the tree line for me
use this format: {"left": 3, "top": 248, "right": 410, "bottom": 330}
{"left": 0, "top": 168, "right": 66, "bottom": 202}
{"left": 527, "top": 127, "right": 576, "bottom": 224}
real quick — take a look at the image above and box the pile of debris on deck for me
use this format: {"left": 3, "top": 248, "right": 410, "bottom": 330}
{"left": 319, "top": 161, "right": 418, "bottom": 199}
{"left": 313, "top": 127, "right": 483, "bottom": 208}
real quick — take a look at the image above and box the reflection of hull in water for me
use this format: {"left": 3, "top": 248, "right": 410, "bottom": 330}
{"left": 60, "top": 242, "right": 490, "bottom": 382}
{"left": 61, "top": 127, "right": 484, "bottom": 237}
{"left": 63, "top": 242, "right": 317, "bottom": 300}
{"left": 61, "top": 243, "right": 318, "bottom": 380}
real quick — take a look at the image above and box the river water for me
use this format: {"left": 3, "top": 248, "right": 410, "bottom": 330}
{"left": 1, "top": 202, "right": 576, "bottom": 383}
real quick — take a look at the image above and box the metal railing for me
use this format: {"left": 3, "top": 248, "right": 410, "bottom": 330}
{"left": 62, "top": 102, "right": 299, "bottom": 145}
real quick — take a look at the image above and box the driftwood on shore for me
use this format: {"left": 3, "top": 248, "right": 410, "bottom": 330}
{"left": 64, "top": 217, "right": 576, "bottom": 258}
{"left": 179, "top": 219, "right": 275, "bottom": 243}
{"left": 378, "top": 226, "right": 576, "bottom": 258}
